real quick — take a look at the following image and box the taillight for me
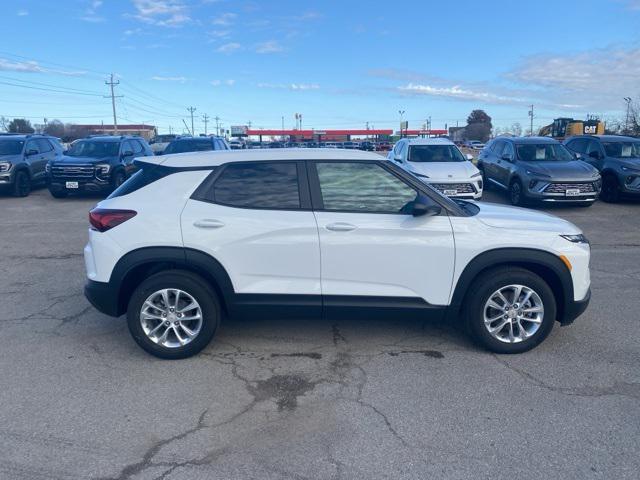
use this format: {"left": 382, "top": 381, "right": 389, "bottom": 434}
{"left": 89, "top": 208, "right": 137, "bottom": 232}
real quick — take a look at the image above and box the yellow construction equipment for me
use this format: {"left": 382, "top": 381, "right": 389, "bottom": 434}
{"left": 539, "top": 116, "right": 605, "bottom": 140}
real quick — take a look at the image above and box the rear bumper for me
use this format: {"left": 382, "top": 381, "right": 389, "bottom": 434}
{"left": 560, "top": 288, "right": 591, "bottom": 326}
{"left": 85, "top": 279, "right": 122, "bottom": 317}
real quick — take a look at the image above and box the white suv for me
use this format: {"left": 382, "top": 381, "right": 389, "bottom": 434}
{"left": 389, "top": 137, "right": 483, "bottom": 199}
{"left": 84, "top": 149, "right": 591, "bottom": 359}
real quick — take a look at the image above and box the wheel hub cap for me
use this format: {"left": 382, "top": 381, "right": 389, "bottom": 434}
{"left": 483, "top": 284, "right": 544, "bottom": 344}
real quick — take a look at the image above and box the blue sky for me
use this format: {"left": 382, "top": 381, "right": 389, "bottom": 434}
{"left": 1, "top": 0, "right": 639, "bottom": 135}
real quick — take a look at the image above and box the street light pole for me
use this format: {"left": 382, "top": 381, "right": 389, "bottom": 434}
{"left": 399, "top": 110, "right": 405, "bottom": 137}
{"left": 624, "top": 97, "right": 632, "bottom": 133}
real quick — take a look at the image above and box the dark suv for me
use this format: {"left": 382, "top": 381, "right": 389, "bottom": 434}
{"left": 0, "top": 134, "right": 63, "bottom": 197}
{"left": 478, "top": 136, "right": 601, "bottom": 206}
{"left": 47, "top": 135, "right": 153, "bottom": 198}
{"left": 162, "top": 136, "right": 229, "bottom": 155}
{"left": 564, "top": 135, "right": 640, "bottom": 202}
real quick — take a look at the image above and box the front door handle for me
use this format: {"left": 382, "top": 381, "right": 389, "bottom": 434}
{"left": 325, "top": 222, "right": 357, "bottom": 232}
{"left": 193, "top": 219, "right": 225, "bottom": 229}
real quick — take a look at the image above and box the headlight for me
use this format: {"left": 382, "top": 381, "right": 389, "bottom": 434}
{"left": 525, "top": 169, "right": 550, "bottom": 178}
{"left": 95, "top": 164, "right": 111, "bottom": 176}
{"left": 561, "top": 234, "right": 589, "bottom": 244}
{"left": 0, "top": 161, "right": 12, "bottom": 173}
{"left": 45, "top": 162, "right": 51, "bottom": 173}
{"left": 471, "top": 172, "right": 482, "bottom": 178}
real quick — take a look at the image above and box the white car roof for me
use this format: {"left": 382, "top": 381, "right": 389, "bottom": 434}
{"left": 402, "top": 137, "right": 455, "bottom": 146}
{"left": 146, "top": 148, "right": 383, "bottom": 168}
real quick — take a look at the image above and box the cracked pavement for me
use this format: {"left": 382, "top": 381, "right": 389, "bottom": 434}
{"left": 0, "top": 189, "right": 639, "bottom": 479}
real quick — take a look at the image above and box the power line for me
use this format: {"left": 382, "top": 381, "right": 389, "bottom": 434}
{"left": 105, "top": 74, "right": 122, "bottom": 134}
{"left": 0, "top": 80, "right": 103, "bottom": 97}
{"left": 187, "top": 106, "right": 197, "bottom": 135}
{"left": 202, "top": 113, "right": 209, "bottom": 135}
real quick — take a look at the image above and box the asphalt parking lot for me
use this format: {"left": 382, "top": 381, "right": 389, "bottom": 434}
{"left": 1, "top": 187, "right": 639, "bottom": 480}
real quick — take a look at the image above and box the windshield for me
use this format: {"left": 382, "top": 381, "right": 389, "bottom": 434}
{"left": 408, "top": 145, "right": 466, "bottom": 163}
{"left": 164, "top": 139, "right": 213, "bottom": 154}
{"left": 602, "top": 141, "right": 640, "bottom": 158}
{"left": 516, "top": 143, "right": 574, "bottom": 162}
{"left": 0, "top": 139, "right": 24, "bottom": 155}
{"left": 67, "top": 140, "right": 119, "bottom": 158}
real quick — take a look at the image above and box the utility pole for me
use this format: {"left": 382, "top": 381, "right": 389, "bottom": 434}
{"left": 398, "top": 110, "right": 405, "bottom": 137}
{"left": 202, "top": 113, "right": 210, "bottom": 135}
{"left": 528, "top": 105, "right": 535, "bottom": 136}
{"left": 105, "top": 74, "right": 122, "bottom": 135}
{"left": 187, "top": 107, "right": 197, "bottom": 136}
{"left": 214, "top": 116, "right": 221, "bottom": 136}
{"left": 624, "top": 97, "right": 632, "bottom": 133}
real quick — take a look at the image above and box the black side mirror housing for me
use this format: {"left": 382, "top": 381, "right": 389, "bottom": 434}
{"left": 122, "top": 151, "right": 134, "bottom": 159}
{"left": 410, "top": 195, "right": 442, "bottom": 217}
{"left": 501, "top": 154, "right": 513, "bottom": 162}
{"left": 588, "top": 150, "right": 601, "bottom": 160}
{"left": 26, "top": 149, "right": 39, "bottom": 156}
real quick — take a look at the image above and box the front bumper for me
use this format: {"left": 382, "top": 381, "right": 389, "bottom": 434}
{"left": 524, "top": 180, "right": 600, "bottom": 203}
{"left": 48, "top": 178, "right": 112, "bottom": 193}
{"left": 428, "top": 179, "right": 483, "bottom": 199}
{"left": 85, "top": 279, "right": 122, "bottom": 317}
{"left": 560, "top": 288, "right": 591, "bottom": 326}
{"left": 619, "top": 172, "right": 640, "bottom": 195}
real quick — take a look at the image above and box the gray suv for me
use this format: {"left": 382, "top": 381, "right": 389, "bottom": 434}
{"left": 564, "top": 135, "right": 640, "bottom": 202}
{"left": 0, "top": 134, "right": 63, "bottom": 197}
{"left": 478, "top": 136, "right": 601, "bottom": 206}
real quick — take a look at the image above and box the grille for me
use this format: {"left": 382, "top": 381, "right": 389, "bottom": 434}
{"left": 543, "top": 182, "right": 595, "bottom": 194}
{"left": 51, "top": 164, "right": 95, "bottom": 179}
{"left": 431, "top": 183, "right": 476, "bottom": 194}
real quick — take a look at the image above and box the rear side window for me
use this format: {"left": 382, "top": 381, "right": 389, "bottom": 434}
{"left": 212, "top": 162, "right": 300, "bottom": 209}
{"left": 108, "top": 163, "right": 193, "bottom": 199}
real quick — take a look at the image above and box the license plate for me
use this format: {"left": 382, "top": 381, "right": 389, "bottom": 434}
{"left": 444, "top": 189, "right": 458, "bottom": 196}
{"left": 66, "top": 181, "right": 79, "bottom": 189}
{"left": 566, "top": 188, "right": 581, "bottom": 196}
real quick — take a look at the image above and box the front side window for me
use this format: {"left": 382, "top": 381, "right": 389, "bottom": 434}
{"left": 36, "top": 139, "right": 53, "bottom": 153}
{"left": 516, "top": 143, "right": 574, "bottom": 162}
{"left": 131, "top": 140, "right": 144, "bottom": 154}
{"left": 165, "top": 139, "right": 214, "bottom": 154}
{"left": 502, "top": 142, "right": 515, "bottom": 158}
{"left": 25, "top": 140, "right": 40, "bottom": 154}
{"left": 585, "top": 140, "right": 602, "bottom": 156}
{"left": 602, "top": 141, "right": 640, "bottom": 158}
{"left": 491, "top": 140, "right": 504, "bottom": 154}
{"left": 0, "top": 139, "right": 25, "bottom": 155}
{"left": 67, "top": 140, "right": 119, "bottom": 158}
{"left": 408, "top": 144, "right": 466, "bottom": 163}
{"left": 213, "top": 162, "right": 300, "bottom": 209}
{"left": 566, "top": 138, "right": 587, "bottom": 154}
{"left": 316, "top": 162, "right": 416, "bottom": 213}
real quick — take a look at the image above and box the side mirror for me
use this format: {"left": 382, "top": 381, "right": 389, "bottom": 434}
{"left": 122, "top": 150, "right": 134, "bottom": 158}
{"left": 465, "top": 153, "right": 474, "bottom": 161}
{"left": 501, "top": 154, "right": 513, "bottom": 162}
{"left": 26, "top": 149, "right": 39, "bottom": 156}
{"left": 408, "top": 195, "right": 442, "bottom": 217}
{"left": 588, "top": 151, "right": 601, "bottom": 160}
{"left": 394, "top": 155, "right": 403, "bottom": 163}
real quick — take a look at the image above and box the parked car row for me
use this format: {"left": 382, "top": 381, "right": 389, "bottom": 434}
{"left": 240, "top": 140, "right": 393, "bottom": 151}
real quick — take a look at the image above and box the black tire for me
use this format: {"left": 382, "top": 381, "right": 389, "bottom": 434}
{"left": 111, "top": 170, "right": 126, "bottom": 190}
{"left": 49, "top": 189, "right": 68, "bottom": 199}
{"left": 127, "top": 270, "right": 221, "bottom": 359}
{"left": 600, "top": 173, "right": 620, "bottom": 203}
{"left": 509, "top": 179, "right": 524, "bottom": 206}
{"left": 479, "top": 167, "right": 490, "bottom": 190}
{"left": 464, "top": 267, "right": 556, "bottom": 354}
{"left": 12, "top": 170, "right": 31, "bottom": 197}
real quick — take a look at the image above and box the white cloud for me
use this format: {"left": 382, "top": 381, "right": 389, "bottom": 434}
{"left": 151, "top": 75, "right": 187, "bottom": 82}
{"left": 17, "top": 9, "right": 28, "bottom": 16}
{"left": 0, "top": 58, "right": 86, "bottom": 76}
{"left": 216, "top": 42, "right": 241, "bottom": 53}
{"left": 81, "top": 0, "right": 105, "bottom": 22}
{"left": 257, "top": 83, "right": 320, "bottom": 91}
{"left": 212, "top": 12, "right": 236, "bottom": 25}
{"left": 255, "top": 40, "right": 284, "bottom": 54}
{"left": 130, "top": 0, "right": 190, "bottom": 26}
{"left": 397, "top": 83, "right": 527, "bottom": 105}
{"left": 209, "top": 29, "right": 230, "bottom": 38}
{"left": 211, "top": 79, "right": 235, "bottom": 86}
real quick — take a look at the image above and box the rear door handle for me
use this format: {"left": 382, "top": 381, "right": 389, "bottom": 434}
{"left": 325, "top": 222, "right": 357, "bottom": 232}
{"left": 193, "top": 219, "right": 225, "bottom": 229}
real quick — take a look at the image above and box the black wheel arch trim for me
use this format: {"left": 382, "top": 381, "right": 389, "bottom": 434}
{"left": 449, "top": 247, "right": 575, "bottom": 324}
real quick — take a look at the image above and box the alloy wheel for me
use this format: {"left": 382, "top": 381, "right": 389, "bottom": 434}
{"left": 483, "top": 284, "right": 544, "bottom": 343}
{"left": 139, "top": 288, "right": 203, "bottom": 348}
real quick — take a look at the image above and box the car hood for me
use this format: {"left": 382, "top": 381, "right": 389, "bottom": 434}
{"left": 0, "top": 154, "right": 22, "bottom": 162}
{"left": 55, "top": 155, "right": 116, "bottom": 164}
{"left": 519, "top": 160, "right": 598, "bottom": 180}
{"left": 475, "top": 202, "right": 581, "bottom": 234}
{"left": 406, "top": 161, "right": 479, "bottom": 180}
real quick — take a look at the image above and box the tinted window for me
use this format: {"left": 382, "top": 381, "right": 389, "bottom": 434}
{"left": 165, "top": 139, "right": 214, "bottom": 154}
{"left": 502, "top": 142, "right": 515, "bottom": 158}
{"left": 36, "top": 138, "right": 53, "bottom": 153}
{"left": 408, "top": 144, "right": 465, "bottom": 163}
{"left": 108, "top": 163, "right": 187, "bottom": 199}
{"left": 213, "top": 162, "right": 300, "bottom": 209}
{"left": 316, "top": 162, "right": 416, "bottom": 213}
{"left": 491, "top": 140, "right": 504, "bottom": 154}
{"left": 602, "top": 141, "right": 640, "bottom": 158}
{"left": 585, "top": 140, "right": 601, "bottom": 155}
{"left": 566, "top": 138, "right": 587, "bottom": 154}
{"left": 0, "top": 139, "right": 25, "bottom": 155}
{"left": 68, "top": 140, "right": 119, "bottom": 158}
{"left": 25, "top": 140, "right": 40, "bottom": 154}
{"left": 131, "top": 140, "right": 144, "bottom": 154}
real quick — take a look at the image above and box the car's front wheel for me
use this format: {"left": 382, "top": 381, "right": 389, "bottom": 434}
{"left": 127, "top": 270, "right": 220, "bottom": 359}
{"left": 600, "top": 173, "right": 620, "bottom": 203}
{"left": 509, "top": 179, "right": 524, "bottom": 206}
{"left": 465, "top": 267, "right": 556, "bottom": 354}
{"left": 12, "top": 170, "right": 31, "bottom": 197}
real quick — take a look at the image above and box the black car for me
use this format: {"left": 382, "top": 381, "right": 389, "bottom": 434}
{"left": 359, "top": 141, "right": 375, "bottom": 151}
{"left": 564, "top": 135, "right": 640, "bottom": 202}
{"left": 478, "top": 136, "right": 601, "bottom": 206}
{"left": 47, "top": 135, "right": 153, "bottom": 198}
{"left": 0, "top": 134, "right": 63, "bottom": 197}
{"left": 163, "top": 136, "right": 230, "bottom": 154}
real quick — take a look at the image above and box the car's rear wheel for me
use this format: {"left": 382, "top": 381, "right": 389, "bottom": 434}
{"left": 12, "top": 170, "right": 31, "bottom": 197}
{"left": 600, "top": 173, "right": 620, "bottom": 203}
{"left": 127, "top": 270, "right": 220, "bottom": 359}
{"left": 112, "top": 170, "right": 126, "bottom": 190}
{"left": 465, "top": 267, "right": 556, "bottom": 354}
{"left": 509, "top": 179, "right": 524, "bottom": 206}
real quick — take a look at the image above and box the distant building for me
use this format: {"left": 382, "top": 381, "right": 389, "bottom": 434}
{"left": 449, "top": 126, "right": 466, "bottom": 142}
{"left": 78, "top": 124, "right": 157, "bottom": 140}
